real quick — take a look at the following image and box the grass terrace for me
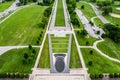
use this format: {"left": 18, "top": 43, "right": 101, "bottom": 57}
{"left": 55, "top": 0, "right": 65, "bottom": 26}
{"left": 0, "top": 48, "right": 39, "bottom": 73}
{"left": 81, "top": 48, "right": 120, "bottom": 73}
{"left": 0, "top": 1, "right": 13, "bottom": 12}
{"left": 51, "top": 35, "right": 69, "bottom": 53}
{"left": 97, "top": 38, "right": 120, "bottom": 60}
{"left": 0, "top": 5, "right": 47, "bottom": 46}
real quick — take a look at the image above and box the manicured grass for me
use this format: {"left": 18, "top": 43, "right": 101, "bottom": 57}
{"left": 51, "top": 35, "right": 69, "bottom": 53}
{"left": 77, "top": 2, "right": 96, "bottom": 21}
{"left": 94, "top": 17, "right": 104, "bottom": 28}
{"left": 81, "top": 48, "right": 120, "bottom": 73}
{"left": 104, "top": 15, "right": 120, "bottom": 27}
{"left": 75, "top": 31, "right": 98, "bottom": 46}
{"left": 70, "top": 36, "right": 82, "bottom": 68}
{"left": 97, "top": 38, "right": 120, "bottom": 60}
{"left": 112, "top": 6, "right": 120, "bottom": 14}
{"left": 0, "top": 48, "right": 39, "bottom": 73}
{"left": 38, "top": 36, "right": 50, "bottom": 68}
{"left": 55, "top": 0, "right": 65, "bottom": 26}
{"left": 0, "top": 1, "right": 13, "bottom": 12}
{"left": 0, "top": 5, "right": 47, "bottom": 46}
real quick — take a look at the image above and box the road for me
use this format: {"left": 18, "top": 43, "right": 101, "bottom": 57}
{"left": 0, "top": 0, "right": 19, "bottom": 19}
{"left": 76, "top": 9, "right": 100, "bottom": 38}
{"left": 89, "top": 3, "right": 109, "bottom": 24}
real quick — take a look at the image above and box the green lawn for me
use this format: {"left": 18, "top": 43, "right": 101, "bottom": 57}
{"left": 81, "top": 48, "right": 120, "bottom": 73}
{"left": 104, "top": 15, "right": 120, "bottom": 27}
{"left": 55, "top": 0, "right": 65, "bottom": 26}
{"left": 97, "top": 38, "right": 120, "bottom": 60}
{"left": 75, "top": 31, "right": 98, "bottom": 46}
{"left": 70, "top": 36, "right": 82, "bottom": 68}
{"left": 0, "top": 5, "right": 47, "bottom": 46}
{"left": 0, "top": 48, "right": 39, "bottom": 73}
{"left": 0, "top": 1, "right": 13, "bottom": 12}
{"left": 51, "top": 35, "right": 69, "bottom": 53}
{"left": 77, "top": 2, "right": 96, "bottom": 21}
{"left": 38, "top": 36, "right": 50, "bottom": 68}
{"left": 94, "top": 17, "right": 104, "bottom": 28}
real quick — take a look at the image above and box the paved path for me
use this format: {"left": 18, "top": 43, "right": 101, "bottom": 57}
{"left": 0, "top": 3, "right": 35, "bottom": 24}
{"left": 0, "top": 46, "right": 41, "bottom": 55}
{"left": 0, "top": 0, "right": 19, "bottom": 19}
{"left": 76, "top": 9, "right": 102, "bottom": 38}
{"left": 79, "top": 39, "right": 120, "bottom": 63}
{"left": 89, "top": 3, "right": 109, "bottom": 24}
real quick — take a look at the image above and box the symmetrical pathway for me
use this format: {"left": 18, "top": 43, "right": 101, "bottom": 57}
{"left": 30, "top": 0, "right": 89, "bottom": 80}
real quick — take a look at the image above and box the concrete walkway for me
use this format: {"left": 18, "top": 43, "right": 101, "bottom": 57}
{"left": 89, "top": 3, "right": 109, "bottom": 24}
{"left": 79, "top": 39, "right": 120, "bottom": 63}
{"left": 0, "top": 3, "right": 35, "bottom": 24}
{"left": 0, "top": 0, "right": 19, "bottom": 19}
{"left": 0, "top": 46, "right": 41, "bottom": 55}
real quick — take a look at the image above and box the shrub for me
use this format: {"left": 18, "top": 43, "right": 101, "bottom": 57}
{"left": 99, "top": 73, "right": 104, "bottom": 78}
{"left": 114, "top": 73, "right": 119, "bottom": 78}
{"left": 88, "top": 61, "right": 93, "bottom": 66}
{"left": 28, "top": 44, "right": 32, "bottom": 49}
{"left": 109, "top": 73, "right": 114, "bottom": 78}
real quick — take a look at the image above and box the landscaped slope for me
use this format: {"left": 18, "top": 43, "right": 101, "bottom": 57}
{"left": 97, "top": 38, "right": 120, "bottom": 60}
{"left": 0, "top": 48, "right": 39, "bottom": 73}
{"left": 81, "top": 48, "right": 120, "bottom": 73}
{"left": 0, "top": 5, "right": 47, "bottom": 46}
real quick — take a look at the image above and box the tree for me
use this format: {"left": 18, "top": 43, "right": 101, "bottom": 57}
{"left": 86, "top": 41, "right": 89, "bottom": 45}
{"left": 90, "top": 0, "right": 96, "bottom": 3}
{"left": 104, "top": 23, "right": 120, "bottom": 43}
{"left": 32, "top": 49, "right": 36, "bottom": 54}
{"left": 89, "top": 50, "right": 93, "bottom": 55}
{"left": 24, "top": 53, "right": 29, "bottom": 59}
{"left": 89, "top": 21, "right": 94, "bottom": 26}
{"left": 90, "top": 74, "right": 95, "bottom": 79}
{"left": 24, "top": 0, "right": 27, "bottom": 5}
{"left": 88, "top": 61, "right": 93, "bottom": 66}
{"left": 102, "top": 6, "right": 112, "bottom": 15}
{"left": 28, "top": 44, "right": 32, "bottom": 49}
{"left": 109, "top": 73, "right": 114, "bottom": 78}
{"left": 80, "top": 29, "right": 88, "bottom": 37}
{"left": 99, "top": 73, "right": 104, "bottom": 78}
{"left": 114, "top": 73, "right": 119, "bottom": 78}
{"left": 81, "top": 5, "right": 84, "bottom": 9}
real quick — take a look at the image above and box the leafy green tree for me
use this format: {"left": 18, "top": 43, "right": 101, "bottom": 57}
{"left": 28, "top": 44, "right": 32, "bottom": 49}
{"left": 109, "top": 73, "right": 114, "bottom": 78}
{"left": 80, "top": 29, "right": 88, "bottom": 37}
{"left": 102, "top": 6, "right": 112, "bottom": 15}
{"left": 99, "top": 73, "right": 104, "bottom": 78}
{"left": 81, "top": 5, "right": 84, "bottom": 9}
{"left": 88, "top": 61, "right": 93, "bottom": 66}
{"left": 89, "top": 50, "right": 93, "bottom": 55}
{"left": 24, "top": 53, "right": 29, "bottom": 59}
